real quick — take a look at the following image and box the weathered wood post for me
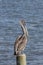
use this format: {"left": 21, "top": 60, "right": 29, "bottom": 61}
{"left": 16, "top": 54, "right": 26, "bottom": 65}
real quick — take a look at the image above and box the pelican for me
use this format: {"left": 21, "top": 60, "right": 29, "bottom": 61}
{"left": 14, "top": 20, "right": 28, "bottom": 55}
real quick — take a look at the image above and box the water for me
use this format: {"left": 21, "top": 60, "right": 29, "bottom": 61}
{"left": 0, "top": 0, "right": 43, "bottom": 65}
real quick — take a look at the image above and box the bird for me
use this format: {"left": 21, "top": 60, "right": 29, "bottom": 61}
{"left": 14, "top": 20, "right": 28, "bottom": 55}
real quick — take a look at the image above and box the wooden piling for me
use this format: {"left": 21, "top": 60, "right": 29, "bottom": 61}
{"left": 16, "top": 54, "right": 26, "bottom": 65}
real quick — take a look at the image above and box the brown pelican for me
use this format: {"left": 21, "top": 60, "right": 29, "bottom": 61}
{"left": 14, "top": 20, "right": 28, "bottom": 55}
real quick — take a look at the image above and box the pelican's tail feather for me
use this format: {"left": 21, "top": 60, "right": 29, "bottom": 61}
{"left": 14, "top": 51, "right": 19, "bottom": 55}
{"left": 14, "top": 51, "right": 17, "bottom": 55}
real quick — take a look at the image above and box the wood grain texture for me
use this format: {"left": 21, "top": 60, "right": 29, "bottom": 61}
{"left": 16, "top": 54, "right": 26, "bottom": 65}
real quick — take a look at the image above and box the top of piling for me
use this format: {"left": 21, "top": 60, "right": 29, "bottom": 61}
{"left": 17, "top": 54, "right": 26, "bottom": 56}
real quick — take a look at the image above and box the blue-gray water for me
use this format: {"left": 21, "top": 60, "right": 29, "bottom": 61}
{"left": 0, "top": 0, "right": 43, "bottom": 65}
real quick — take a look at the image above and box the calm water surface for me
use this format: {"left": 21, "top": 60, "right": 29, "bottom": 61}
{"left": 0, "top": 0, "right": 43, "bottom": 65}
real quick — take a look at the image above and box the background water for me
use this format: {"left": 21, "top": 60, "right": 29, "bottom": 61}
{"left": 0, "top": 0, "right": 43, "bottom": 65}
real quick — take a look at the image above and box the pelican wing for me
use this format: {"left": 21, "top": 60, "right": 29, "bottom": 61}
{"left": 14, "top": 35, "right": 22, "bottom": 51}
{"left": 17, "top": 36, "right": 27, "bottom": 51}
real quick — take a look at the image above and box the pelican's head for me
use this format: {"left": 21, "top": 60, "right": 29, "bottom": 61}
{"left": 19, "top": 20, "right": 28, "bottom": 37}
{"left": 19, "top": 20, "right": 26, "bottom": 27}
